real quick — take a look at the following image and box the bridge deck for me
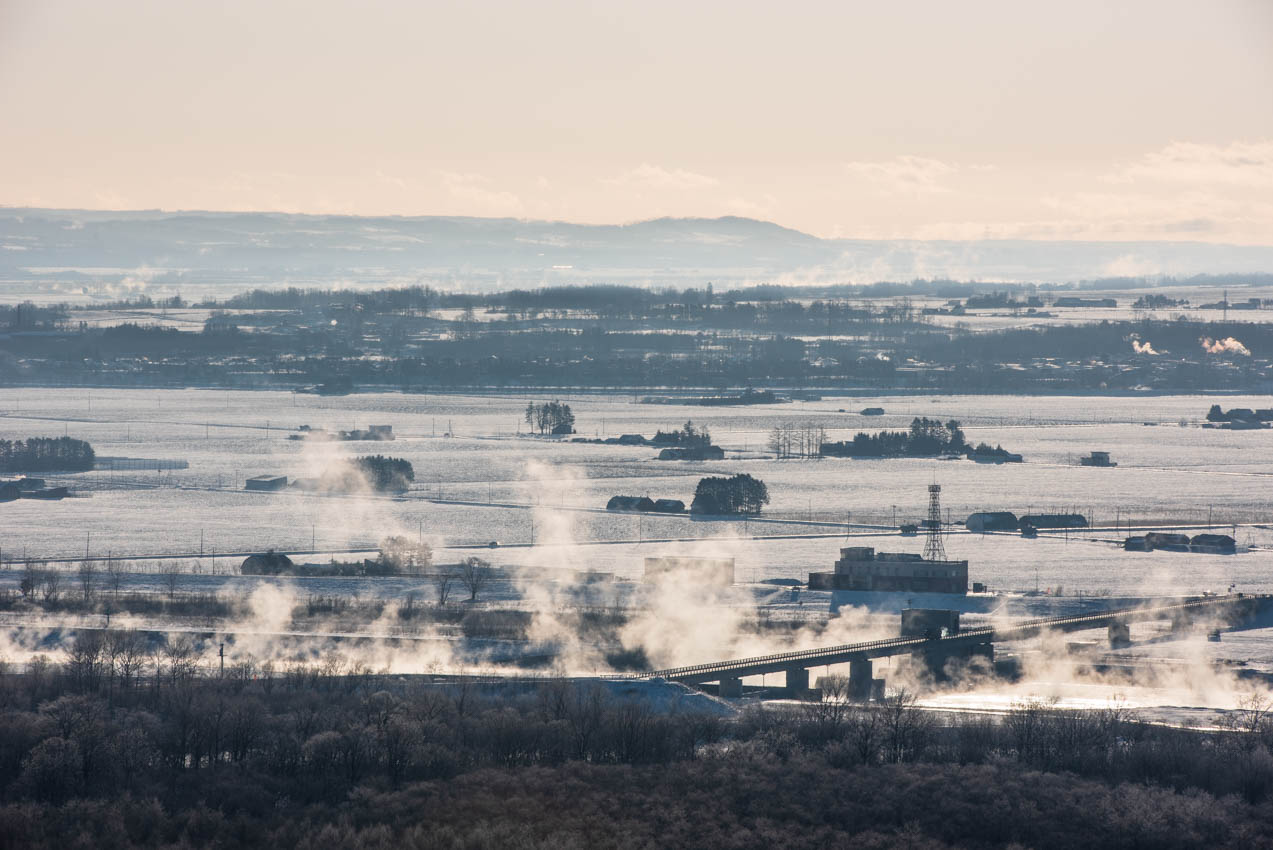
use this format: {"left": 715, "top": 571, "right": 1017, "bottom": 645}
{"left": 638, "top": 595, "right": 1260, "bottom": 684}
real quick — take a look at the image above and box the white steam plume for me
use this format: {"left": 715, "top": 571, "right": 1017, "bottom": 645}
{"left": 1200, "top": 336, "right": 1251, "bottom": 356}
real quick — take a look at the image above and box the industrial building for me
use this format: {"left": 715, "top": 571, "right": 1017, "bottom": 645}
{"left": 808, "top": 547, "right": 968, "bottom": 594}
{"left": 1019, "top": 513, "right": 1087, "bottom": 529}
{"left": 643, "top": 556, "right": 735, "bottom": 586}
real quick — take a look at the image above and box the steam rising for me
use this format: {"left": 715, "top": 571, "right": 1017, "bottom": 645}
{"left": 1200, "top": 336, "right": 1251, "bottom": 356}
{"left": 1128, "top": 334, "right": 1160, "bottom": 355}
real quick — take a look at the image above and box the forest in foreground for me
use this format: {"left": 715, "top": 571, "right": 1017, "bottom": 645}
{"left": 4, "top": 632, "right": 1273, "bottom": 848}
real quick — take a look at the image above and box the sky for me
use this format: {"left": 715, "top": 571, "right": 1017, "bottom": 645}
{"left": 2, "top": 0, "right": 1271, "bottom": 243}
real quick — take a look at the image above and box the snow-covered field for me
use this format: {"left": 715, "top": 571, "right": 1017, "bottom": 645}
{"left": 1, "top": 388, "right": 1270, "bottom": 596}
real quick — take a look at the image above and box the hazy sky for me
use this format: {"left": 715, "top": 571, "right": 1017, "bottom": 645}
{"left": 2, "top": 0, "right": 1271, "bottom": 242}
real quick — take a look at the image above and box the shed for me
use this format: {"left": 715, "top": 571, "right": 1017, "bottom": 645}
{"left": 240, "top": 550, "right": 295, "bottom": 575}
{"left": 245, "top": 475, "right": 288, "bottom": 492}
{"left": 966, "top": 511, "right": 1019, "bottom": 533}
{"left": 1189, "top": 533, "right": 1236, "bottom": 554}
{"left": 1145, "top": 532, "right": 1190, "bottom": 552}
{"left": 651, "top": 498, "right": 686, "bottom": 513}
{"left": 0, "top": 482, "right": 19, "bottom": 502}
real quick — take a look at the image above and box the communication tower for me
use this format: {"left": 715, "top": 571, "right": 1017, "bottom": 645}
{"left": 924, "top": 483, "right": 946, "bottom": 561}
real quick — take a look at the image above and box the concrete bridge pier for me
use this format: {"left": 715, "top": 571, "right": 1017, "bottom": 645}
{"left": 849, "top": 659, "right": 874, "bottom": 700}
{"left": 1108, "top": 620, "right": 1131, "bottom": 648}
{"left": 719, "top": 677, "right": 743, "bottom": 698}
{"left": 785, "top": 667, "right": 810, "bottom": 696}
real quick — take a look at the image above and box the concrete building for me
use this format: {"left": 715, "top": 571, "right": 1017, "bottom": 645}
{"left": 808, "top": 546, "right": 968, "bottom": 594}
{"left": 643, "top": 556, "right": 735, "bottom": 586}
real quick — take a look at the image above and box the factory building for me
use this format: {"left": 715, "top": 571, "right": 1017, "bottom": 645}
{"left": 808, "top": 546, "right": 968, "bottom": 594}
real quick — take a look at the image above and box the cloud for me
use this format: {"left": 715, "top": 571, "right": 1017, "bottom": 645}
{"left": 1108, "top": 140, "right": 1273, "bottom": 188}
{"left": 602, "top": 163, "right": 718, "bottom": 191}
{"left": 439, "top": 171, "right": 523, "bottom": 214}
{"left": 843, "top": 155, "right": 956, "bottom": 194}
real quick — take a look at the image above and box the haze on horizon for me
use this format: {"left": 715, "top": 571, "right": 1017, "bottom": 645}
{"left": 2, "top": 0, "right": 1271, "bottom": 245}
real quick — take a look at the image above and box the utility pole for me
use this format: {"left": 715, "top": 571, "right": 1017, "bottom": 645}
{"left": 219, "top": 643, "right": 225, "bottom": 677}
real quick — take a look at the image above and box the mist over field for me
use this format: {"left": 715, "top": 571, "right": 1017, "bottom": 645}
{"left": 4, "top": 208, "right": 1273, "bottom": 302}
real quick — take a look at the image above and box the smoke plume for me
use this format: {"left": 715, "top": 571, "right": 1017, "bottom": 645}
{"left": 1128, "top": 334, "right": 1160, "bottom": 355}
{"left": 1200, "top": 336, "right": 1251, "bottom": 356}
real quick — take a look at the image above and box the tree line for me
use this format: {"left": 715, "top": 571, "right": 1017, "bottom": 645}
{"left": 0, "top": 437, "right": 95, "bottom": 473}
{"left": 691, "top": 473, "right": 769, "bottom": 515}
{"left": 768, "top": 422, "right": 827, "bottom": 459}
{"left": 523, "top": 400, "right": 575, "bottom": 434}
{"left": 3, "top": 647, "right": 1273, "bottom": 848}
{"left": 820, "top": 418, "right": 967, "bottom": 458}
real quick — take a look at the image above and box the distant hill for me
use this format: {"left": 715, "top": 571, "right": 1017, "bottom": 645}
{"left": 1, "top": 207, "right": 1271, "bottom": 301}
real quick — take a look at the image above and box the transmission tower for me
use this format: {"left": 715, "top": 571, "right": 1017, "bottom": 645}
{"left": 924, "top": 483, "right": 946, "bottom": 561}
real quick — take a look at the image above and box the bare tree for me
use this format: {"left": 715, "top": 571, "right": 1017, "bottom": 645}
{"left": 163, "top": 634, "right": 199, "bottom": 686}
{"left": 39, "top": 569, "right": 62, "bottom": 603}
{"left": 432, "top": 569, "right": 457, "bottom": 605}
{"left": 19, "top": 560, "right": 38, "bottom": 598}
{"left": 880, "top": 688, "right": 932, "bottom": 764}
{"left": 77, "top": 559, "right": 97, "bottom": 603}
{"left": 160, "top": 561, "right": 182, "bottom": 600}
{"left": 459, "top": 556, "right": 492, "bottom": 602}
{"left": 107, "top": 629, "right": 149, "bottom": 695}
{"left": 106, "top": 558, "right": 127, "bottom": 597}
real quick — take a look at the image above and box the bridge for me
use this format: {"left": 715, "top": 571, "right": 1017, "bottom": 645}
{"left": 637, "top": 594, "right": 1272, "bottom": 698}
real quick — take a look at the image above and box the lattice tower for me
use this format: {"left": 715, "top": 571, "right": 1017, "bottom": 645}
{"left": 924, "top": 483, "right": 946, "bottom": 561}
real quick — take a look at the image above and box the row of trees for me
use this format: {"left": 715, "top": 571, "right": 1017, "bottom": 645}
{"left": 0, "top": 437, "right": 95, "bottom": 472}
{"left": 768, "top": 422, "right": 827, "bottom": 459}
{"left": 652, "top": 420, "right": 712, "bottom": 447}
{"left": 523, "top": 400, "right": 575, "bottom": 434}
{"left": 375, "top": 537, "right": 492, "bottom": 602}
{"left": 820, "top": 417, "right": 967, "bottom": 458}
{"left": 691, "top": 473, "right": 769, "bottom": 515}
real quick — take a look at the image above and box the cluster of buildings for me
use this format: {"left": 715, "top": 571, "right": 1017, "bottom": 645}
{"left": 1124, "top": 532, "right": 1237, "bottom": 555}
{"left": 289, "top": 424, "right": 394, "bottom": 441}
{"left": 0, "top": 477, "right": 68, "bottom": 501}
{"left": 607, "top": 495, "right": 686, "bottom": 514}
{"left": 965, "top": 511, "right": 1088, "bottom": 534}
